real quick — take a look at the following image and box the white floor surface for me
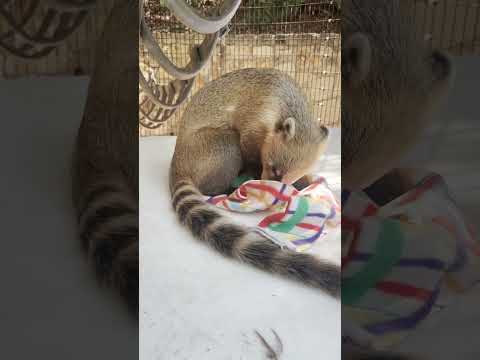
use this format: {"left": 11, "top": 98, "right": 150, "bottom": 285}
{"left": 140, "top": 129, "right": 341, "bottom": 360}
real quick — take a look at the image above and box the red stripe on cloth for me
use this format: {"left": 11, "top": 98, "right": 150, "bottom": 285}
{"left": 296, "top": 222, "right": 321, "bottom": 231}
{"left": 313, "top": 194, "right": 340, "bottom": 207}
{"left": 243, "top": 182, "right": 292, "bottom": 202}
{"left": 362, "top": 204, "right": 378, "bottom": 216}
{"left": 232, "top": 185, "right": 249, "bottom": 200}
{"left": 433, "top": 216, "right": 480, "bottom": 257}
{"left": 432, "top": 216, "right": 457, "bottom": 237}
{"left": 258, "top": 212, "right": 285, "bottom": 228}
{"left": 342, "top": 217, "right": 358, "bottom": 230}
{"left": 466, "top": 222, "right": 480, "bottom": 256}
{"left": 396, "top": 174, "right": 441, "bottom": 206}
{"left": 210, "top": 195, "right": 228, "bottom": 205}
{"left": 221, "top": 199, "right": 232, "bottom": 211}
{"left": 376, "top": 281, "right": 433, "bottom": 301}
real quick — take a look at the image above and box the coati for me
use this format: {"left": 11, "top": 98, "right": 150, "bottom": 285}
{"left": 72, "top": 0, "right": 138, "bottom": 315}
{"left": 342, "top": 0, "right": 453, "bottom": 359}
{"left": 169, "top": 68, "right": 340, "bottom": 297}
{"left": 342, "top": 0, "right": 453, "bottom": 192}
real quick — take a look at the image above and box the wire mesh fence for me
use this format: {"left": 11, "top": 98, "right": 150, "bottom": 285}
{"left": 0, "top": 1, "right": 115, "bottom": 78}
{"left": 409, "top": 0, "right": 480, "bottom": 55}
{"left": 139, "top": 0, "right": 341, "bottom": 136}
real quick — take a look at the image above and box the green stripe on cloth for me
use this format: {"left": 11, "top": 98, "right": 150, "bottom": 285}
{"left": 232, "top": 174, "right": 254, "bottom": 188}
{"left": 269, "top": 197, "right": 309, "bottom": 233}
{"left": 342, "top": 219, "right": 404, "bottom": 305}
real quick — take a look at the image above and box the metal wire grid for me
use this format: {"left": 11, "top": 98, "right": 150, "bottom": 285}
{"left": 411, "top": 0, "right": 480, "bottom": 55}
{"left": 139, "top": 1, "right": 341, "bottom": 136}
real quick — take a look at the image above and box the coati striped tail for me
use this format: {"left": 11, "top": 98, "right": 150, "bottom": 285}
{"left": 171, "top": 179, "right": 340, "bottom": 297}
{"left": 76, "top": 177, "right": 139, "bottom": 314}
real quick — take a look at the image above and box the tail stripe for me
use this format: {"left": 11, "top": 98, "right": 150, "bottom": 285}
{"left": 80, "top": 213, "right": 137, "bottom": 248}
{"left": 172, "top": 189, "right": 197, "bottom": 209}
{"left": 275, "top": 252, "right": 339, "bottom": 295}
{"left": 78, "top": 185, "right": 118, "bottom": 215}
{"left": 112, "top": 241, "right": 139, "bottom": 312}
{"left": 79, "top": 191, "right": 136, "bottom": 226}
{"left": 81, "top": 203, "right": 135, "bottom": 229}
{"left": 75, "top": 177, "right": 138, "bottom": 314}
{"left": 240, "top": 241, "right": 278, "bottom": 271}
{"left": 177, "top": 199, "right": 205, "bottom": 223}
{"left": 89, "top": 219, "right": 137, "bottom": 278}
{"left": 208, "top": 223, "right": 246, "bottom": 256}
{"left": 172, "top": 180, "right": 193, "bottom": 194}
{"left": 79, "top": 180, "right": 134, "bottom": 215}
{"left": 188, "top": 208, "right": 221, "bottom": 238}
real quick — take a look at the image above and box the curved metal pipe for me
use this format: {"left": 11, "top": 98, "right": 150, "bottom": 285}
{"left": 139, "top": 72, "right": 194, "bottom": 109}
{"left": 165, "top": 0, "right": 240, "bottom": 34}
{"left": 139, "top": 0, "right": 241, "bottom": 127}
{"left": 0, "top": 5, "right": 88, "bottom": 46}
{"left": 0, "top": 0, "right": 93, "bottom": 58}
{"left": 140, "top": 16, "right": 221, "bottom": 80}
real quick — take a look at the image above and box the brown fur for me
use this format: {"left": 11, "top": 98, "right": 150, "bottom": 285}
{"left": 169, "top": 68, "right": 339, "bottom": 296}
{"left": 72, "top": 0, "right": 138, "bottom": 315}
{"left": 342, "top": 0, "right": 453, "bottom": 191}
{"left": 342, "top": 0, "right": 453, "bottom": 359}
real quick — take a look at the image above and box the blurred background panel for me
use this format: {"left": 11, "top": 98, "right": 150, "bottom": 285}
{"left": 409, "top": 0, "right": 480, "bottom": 55}
{"left": 0, "top": 0, "right": 114, "bottom": 78}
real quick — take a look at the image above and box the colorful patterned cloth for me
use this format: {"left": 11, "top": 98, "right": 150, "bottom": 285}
{"left": 342, "top": 171, "right": 480, "bottom": 351}
{"left": 203, "top": 176, "right": 341, "bottom": 252}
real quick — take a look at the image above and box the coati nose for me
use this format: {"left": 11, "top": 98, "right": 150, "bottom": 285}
{"left": 262, "top": 168, "right": 282, "bottom": 182}
{"left": 270, "top": 174, "right": 282, "bottom": 182}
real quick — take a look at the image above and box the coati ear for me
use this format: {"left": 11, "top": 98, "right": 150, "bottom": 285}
{"left": 275, "top": 117, "right": 296, "bottom": 141}
{"left": 313, "top": 124, "right": 329, "bottom": 144}
{"left": 319, "top": 124, "right": 329, "bottom": 139}
{"left": 342, "top": 32, "right": 371, "bottom": 87}
{"left": 430, "top": 50, "right": 454, "bottom": 88}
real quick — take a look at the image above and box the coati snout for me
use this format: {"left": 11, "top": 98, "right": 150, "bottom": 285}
{"left": 261, "top": 117, "right": 330, "bottom": 184}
